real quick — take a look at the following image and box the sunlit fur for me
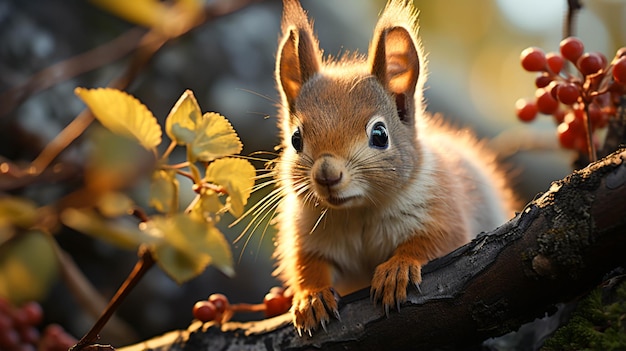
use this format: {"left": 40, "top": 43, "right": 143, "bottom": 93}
{"left": 238, "top": 0, "right": 516, "bottom": 333}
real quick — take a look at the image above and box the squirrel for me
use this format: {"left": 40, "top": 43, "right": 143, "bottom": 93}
{"left": 270, "top": 0, "right": 516, "bottom": 336}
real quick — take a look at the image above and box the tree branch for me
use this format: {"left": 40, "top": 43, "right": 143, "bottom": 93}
{"left": 119, "top": 148, "right": 626, "bottom": 350}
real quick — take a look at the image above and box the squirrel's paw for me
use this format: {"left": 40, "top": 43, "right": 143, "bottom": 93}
{"left": 292, "top": 287, "right": 340, "bottom": 336}
{"left": 371, "top": 255, "right": 422, "bottom": 314}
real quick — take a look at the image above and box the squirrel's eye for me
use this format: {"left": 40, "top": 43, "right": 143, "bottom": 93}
{"left": 369, "top": 121, "right": 389, "bottom": 149}
{"left": 291, "top": 127, "right": 303, "bottom": 152}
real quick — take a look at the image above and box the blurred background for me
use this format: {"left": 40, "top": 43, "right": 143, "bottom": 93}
{"left": 0, "top": 0, "right": 624, "bottom": 347}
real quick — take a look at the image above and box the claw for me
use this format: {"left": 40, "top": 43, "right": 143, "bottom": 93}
{"left": 320, "top": 317, "right": 328, "bottom": 332}
{"left": 333, "top": 308, "right": 341, "bottom": 321}
{"left": 296, "top": 327, "right": 303, "bottom": 337}
{"left": 384, "top": 303, "right": 390, "bottom": 318}
{"left": 414, "top": 282, "right": 422, "bottom": 294}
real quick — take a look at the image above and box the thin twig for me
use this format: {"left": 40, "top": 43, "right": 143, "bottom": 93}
{"left": 23, "top": 0, "right": 264, "bottom": 177}
{"left": 0, "top": 28, "right": 146, "bottom": 117}
{"left": 49, "top": 237, "right": 139, "bottom": 344}
{"left": 564, "top": 0, "right": 583, "bottom": 38}
{"left": 71, "top": 245, "right": 156, "bottom": 351}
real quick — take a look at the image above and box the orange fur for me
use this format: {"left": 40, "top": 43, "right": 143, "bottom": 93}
{"left": 271, "top": 0, "right": 516, "bottom": 335}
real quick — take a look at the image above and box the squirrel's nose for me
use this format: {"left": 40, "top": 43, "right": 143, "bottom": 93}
{"left": 313, "top": 154, "right": 343, "bottom": 187}
{"left": 315, "top": 170, "right": 343, "bottom": 186}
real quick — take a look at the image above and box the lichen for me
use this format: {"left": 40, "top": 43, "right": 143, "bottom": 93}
{"left": 524, "top": 151, "right": 625, "bottom": 279}
{"left": 531, "top": 177, "right": 595, "bottom": 279}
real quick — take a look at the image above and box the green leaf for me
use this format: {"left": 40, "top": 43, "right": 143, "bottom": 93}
{"left": 150, "top": 170, "right": 180, "bottom": 214}
{"left": 0, "top": 231, "right": 58, "bottom": 305}
{"left": 147, "top": 214, "right": 234, "bottom": 283}
{"left": 61, "top": 208, "right": 158, "bottom": 250}
{"left": 205, "top": 158, "right": 255, "bottom": 217}
{"left": 75, "top": 87, "right": 162, "bottom": 151}
{"left": 191, "top": 112, "right": 242, "bottom": 162}
{"left": 165, "top": 89, "right": 202, "bottom": 145}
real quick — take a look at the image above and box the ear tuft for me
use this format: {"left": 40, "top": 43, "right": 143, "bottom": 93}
{"left": 369, "top": 0, "right": 424, "bottom": 124}
{"left": 276, "top": 0, "right": 321, "bottom": 112}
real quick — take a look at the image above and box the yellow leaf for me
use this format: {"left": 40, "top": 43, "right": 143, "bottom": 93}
{"left": 152, "top": 243, "right": 209, "bottom": 284}
{"left": 85, "top": 127, "right": 153, "bottom": 192}
{"left": 165, "top": 89, "right": 202, "bottom": 145}
{"left": 0, "top": 197, "right": 38, "bottom": 229}
{"left": 188, "top": 191, "right": 225, "bottom": 223}
{"left": 61, "top": 208, "right": 158, "bottom": 250}
{"left": 148, "top": 214, "right": 234, "bottom": 283}
{"left": 150, "top": 170, "right": 180, "bottom": 214}
{"left": 90, "top": 0, "right": 204, "bottom": 37}
{"left": 97, "top": 192, "right": 135, "bottom": 218}
{"left": 90, "top": 0, "right": 166, "bottom": 28}
{"left": 205, "top": 158, "right": 255, "bottom": 217}
{"left": 75, "top": 87, "right": 162, "bottom": 151}
{"left": 191, "top": 113, "right": 242, "bottom": 162}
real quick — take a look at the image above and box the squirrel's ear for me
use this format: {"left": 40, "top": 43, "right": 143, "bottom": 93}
{"left": 370, "top": 26, "right": 420, "bottom": 98}
{"left": 277, "top": 1, "right": 321, "bottom": 112}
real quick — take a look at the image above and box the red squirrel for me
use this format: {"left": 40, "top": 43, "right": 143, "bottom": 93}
{"left": 271, "top": 0, "right": 516, "bottom": 335}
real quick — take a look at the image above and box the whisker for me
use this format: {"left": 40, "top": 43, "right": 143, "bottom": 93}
{"left": 237, "top": 192, "right": 282, "bottom": 262}
{"left": 232, "top": 185, "right": 284, "bottom": 235}
{"left": 236, "top": 88, "right": 281, "bottom": 106}
{"left": 309, "top": 208, "right": 327, "bottom": 234}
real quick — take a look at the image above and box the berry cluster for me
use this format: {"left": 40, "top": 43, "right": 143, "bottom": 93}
{"left": 192, "top": 287, "right": 293, "bottom": 324}
{"left": 516, "top": 37, "right": 626, "bottom": 154}
{"left": 192, "top": 293, "right": 231, "bottom": 323}
{"left": 0, "top": 298, "right": 77, "bottom": 351}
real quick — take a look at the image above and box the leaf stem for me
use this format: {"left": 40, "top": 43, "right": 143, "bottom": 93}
{"left": 160, "top": 140, "right": 178, "bottom": 161}
{"left": 70, "top": 245, "right": 155, "bottom": 351}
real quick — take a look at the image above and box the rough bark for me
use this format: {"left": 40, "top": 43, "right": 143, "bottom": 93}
{"left": 119, "top": 148, "right": 626, "bottom": 351}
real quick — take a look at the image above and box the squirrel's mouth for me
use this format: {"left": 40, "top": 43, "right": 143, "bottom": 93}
{"left": 324, "top": 195, "right": 357, "bottom": 208}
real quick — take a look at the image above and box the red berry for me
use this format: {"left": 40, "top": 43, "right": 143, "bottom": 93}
{"left": 577, "top": 53, "right": 604, "bottom": 75}
{"left": 547, "top": 81, "right": 560, "bottom": 100}
{"left": 613, "top": 57, "right": 626, "bottom": 84}
{"left": 546, "top": 52, "right": 564, "bottom": 73}
{"left": 553, "top": 109, "right": 566, "bottom": 124}
{"left": 193, "top": 301, "right": 217, "bottom": 322}
{"left": 263, "top": 294, "right": 292, "bottom": 318}
{"left": 557, "top": 122, "right": 577, "bottom": 149}
{"left": 520, "top": 47, "right": 547, "bottom": 72}
{"left": 208, "top": 294, "right": 229, "bottom": 314}
{"left": 21, "top": 302, "right": 43, "bottom": 326}
{"left": 556, "top": 83, "right": 580, "bottom": 105}
{"left": 515, "top": 98, "right": 538, "bottom": 122}
{"left": 269, "top": 286, "right": 287, "bottom": 295}
{"left": 0, "top": 328, "right": 20, "bottom": 349}
{"left": 565, "top": 108, "right": 585, "bottom": 132}
{"left": 535, "top": 74, "right": 552, "bottom": 88}
{"left": 589, "top": 105, "right": 608, "bottom": 129}
{"left": 560, "top": 37, "right": 584, "bottom": 62}
{"left": 19, "top": 326, "right": 40, "bottom": 344}
{"left": 41, "top": 324, "right": 77, "bottom": 351}
{"left": 535, "top": 88, "right": 559, "bottom": 115}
